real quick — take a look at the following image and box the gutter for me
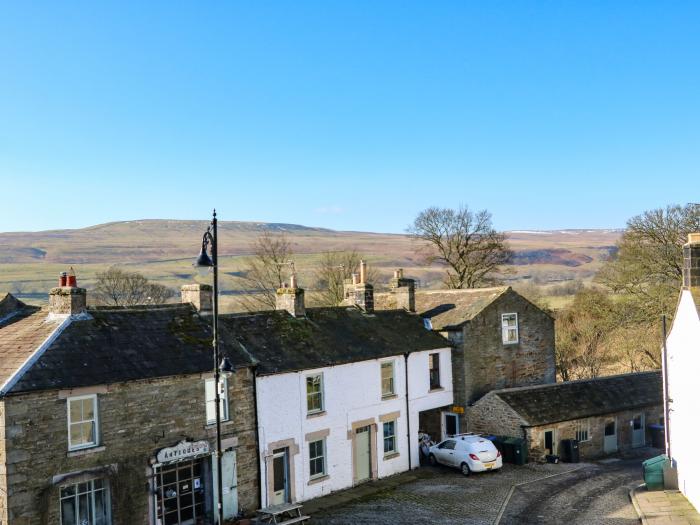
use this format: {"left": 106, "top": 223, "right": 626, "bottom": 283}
{"left": 252, "top": 364, "right": 263, "bottom": 509}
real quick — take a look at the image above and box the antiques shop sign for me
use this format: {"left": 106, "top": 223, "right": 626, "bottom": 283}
{"left": 157, "top": 440, "right": 210, "bottom": 464}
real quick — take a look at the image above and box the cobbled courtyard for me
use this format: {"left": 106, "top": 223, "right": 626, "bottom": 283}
{"left": 306, "top": 454, "right": 652, "bottom": 525}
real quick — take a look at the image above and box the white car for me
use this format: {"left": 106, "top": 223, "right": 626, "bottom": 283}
{"left": 428, "top": 434, "right": 503, "bottom": 476}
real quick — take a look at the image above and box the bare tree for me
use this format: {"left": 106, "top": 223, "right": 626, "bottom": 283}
{"left": 313, "top": 251, "right": 378, "bottom": 306}
{"left": 92, "top": 267, "right": 174, "bottom": 306}
{"left": 408, "top": 206, "right": 512, "bottom": 289}
{"left": 239, "top": 232, "right": 294, "bottom": 311}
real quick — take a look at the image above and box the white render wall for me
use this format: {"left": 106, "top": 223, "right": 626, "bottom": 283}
{"left": 666, "top": 290, "right": 700, "bottom": 510}
{"left": 256, "top": 347, "right": 453, "bottom": 505}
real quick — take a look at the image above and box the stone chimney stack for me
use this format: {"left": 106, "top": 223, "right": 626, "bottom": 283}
{"left": 390, "top": 268, "right": 416, "bottom": 312}
{"left": 49, "top": 267, "right": 87, "bottom": 316}
{"left": 683, "top": 233, "right": 700, "bottom": 289}
{"left": 181, "top": 284, "right": 213, "bottom": 313}
{"left": 351, "top": 260, "right": 374, "bottom": 313}
{"left": 276, "top": 274, "right": 305, "bottom": 317}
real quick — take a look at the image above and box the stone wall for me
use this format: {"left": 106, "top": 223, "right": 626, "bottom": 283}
{"left": 2, "top": 368, "right": 258, "bottom": 525}
{"left": 466, "top": 393, "right": 527, "bottom": 437}
{"left": 526, "top": 405, "right": 664, "bottom": 461}
{"left": 460, "top": 289, "right": 555, "bottom": 410}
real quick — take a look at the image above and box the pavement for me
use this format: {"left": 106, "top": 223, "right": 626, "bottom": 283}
{"left": 630, "top": 487, "right": 700, "bottom": 525}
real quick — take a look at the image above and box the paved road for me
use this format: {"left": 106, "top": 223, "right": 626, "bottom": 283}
{"left": 309, "top": 456, "right": 649, "bottom": 525}
{"left": 499, "top": 458, "right": 643, "bottom": 525}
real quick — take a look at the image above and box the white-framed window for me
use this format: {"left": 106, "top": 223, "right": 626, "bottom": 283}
{"left": 501, "top": 313, "right": 519, "bottom": 344}
{"left": 381, "top": 361, "right": 395, "bottom": 397}
{"left": 429, "top": 353, "right": 441, "bottom": 390}
{"left": 383, "top": 420, "right": 397, "bottom": 455}
{"left": 306, "top": 373, "right": 324, "bottom": 413}
{"left": 309, "top": 438, "right": 326, "bottom": 478}
{"left": 67, "top": 394, "right": 99, "bottom": 451}
{"left": 205, "top": 377, "right": 229, "bottom": 424}
{"left": 576, "top": 419, "right": 591, "bottom": 442}
{"left": 60, "top": 478, "right": 111, "bottom": 525}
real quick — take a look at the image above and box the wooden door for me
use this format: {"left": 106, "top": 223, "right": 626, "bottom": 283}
{"left": 632, "top": 413, "right": 645, "bottom": 448}
{"left": 354, "top": 426, "right": 372, "bottom": 483}
{"left": 271, "top": 448, "right": 289, "bottom": 506}
{"left": 604, "top": 419, "right": 618, "bottom": 453}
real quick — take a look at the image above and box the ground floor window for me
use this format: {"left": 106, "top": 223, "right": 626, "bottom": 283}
{"left": 60, "top": 478, "right": 111, "bottom": 525}
{"left": 155, "top": 458, "right": 206, "bottom": 525}
{"left": 575, "top": 419, "right": 590, "bottom": 442}
{"left": 383, "top": 421, "right": 397, "bottom": 455}
{"left": 309, "top": 439, "right": 326, "bottom": 478}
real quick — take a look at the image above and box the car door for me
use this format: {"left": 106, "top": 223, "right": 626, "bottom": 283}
{"left": 436, "top": 440, "right": 457, "bottom": 466}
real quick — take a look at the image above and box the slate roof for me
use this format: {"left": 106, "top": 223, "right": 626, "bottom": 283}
{"left": 491, "top": 371, "right": 662, "bottom": 427}
{"left": 3, "top": 304, "right": 253, "bottom": 395}
{"left": 375, "top": 287, "right": 510, "bottom": 330}
{"left": 218, "top": 306, "right": 450, "bottom": 376}
{"left": 0, "top": 297, "right": 64, "bottom": 391}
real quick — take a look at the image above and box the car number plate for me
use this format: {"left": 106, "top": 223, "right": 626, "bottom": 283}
{"left": 484, "top": 462, "right": 495, "bottom": 469}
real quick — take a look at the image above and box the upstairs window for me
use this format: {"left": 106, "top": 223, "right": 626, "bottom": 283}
{"left": 306, "top": 374, "right": 324, "bottom": 414}
{"left": 501, "top": 313, "right": 519, "bottom": 344}
{"left": 205, "top": 377, "right": 229, "bottom": 424}
{"left": 429, "top": 353, "right": 441, "bottom": 390}
{"left": 381, "top": 361, "right": 395, "bottom": 397}
{"left": 67, "top": 395, "right": 99, "bottom": 451}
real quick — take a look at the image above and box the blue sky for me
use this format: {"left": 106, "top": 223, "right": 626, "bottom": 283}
{"left": 1, "top": 1, "right": 698, "bottom": 233}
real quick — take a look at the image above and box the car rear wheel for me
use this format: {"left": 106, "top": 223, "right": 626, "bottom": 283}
{"left": 461, "top": 462, "right": 471, "bottom": 476}
{"left": 429, "top": 454, "right": 438, "bottom": 466}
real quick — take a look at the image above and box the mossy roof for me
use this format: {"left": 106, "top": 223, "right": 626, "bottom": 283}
{"left": 491, "top": 371, "right": 662, "bottom": 427}
{"left": 7, "top": 304, "right": 253, "bottom": 394}
{"left": 218, "top": 306, "right": 450, "bottom": 376}
{"left": 375, "top": 286, "right": 510, "bottom": 330}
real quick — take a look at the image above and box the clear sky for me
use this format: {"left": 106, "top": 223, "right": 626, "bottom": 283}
{"left": 1, "top": 1, "right": 698, "bottom": 234}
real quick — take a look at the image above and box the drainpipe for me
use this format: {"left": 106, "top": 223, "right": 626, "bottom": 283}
{"left": 662, "top": 316, "right": 671, "bottom": 459}
{"left": 252, "top": 364, "right": 264, "bottom": 509}
{"left": 404, "top": 353, "right": 412, "bottom": 470}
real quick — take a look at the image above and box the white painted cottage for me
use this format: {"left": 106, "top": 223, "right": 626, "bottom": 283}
{"left": 665, "top": 233, "right": 700, "bottom": 510}
{"left": 220, "top": 269, "right": 453, "bottom": 507}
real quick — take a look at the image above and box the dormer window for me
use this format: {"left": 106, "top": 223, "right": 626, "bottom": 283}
{"left": 501, "top": 313, "right": 519, "bottom": 344}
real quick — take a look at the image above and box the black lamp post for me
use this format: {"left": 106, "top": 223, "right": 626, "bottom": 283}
{"left": 194, "top": 209, "right": 234, "bottom": 524}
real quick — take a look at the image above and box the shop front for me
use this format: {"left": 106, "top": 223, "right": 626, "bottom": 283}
{"left": 151, "top": 440, "right": 238, "bottom": 525}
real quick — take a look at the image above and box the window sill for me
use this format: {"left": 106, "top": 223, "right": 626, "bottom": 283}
{"left": 381, "top": 394, "right": 398, "bottom": 401}
{"left": 205, "top": 419, "right": 234, "bottom": 430}
{"left": 502, "top": 341, "right": 519, "bottom": 346}
{"left": 307, "top": 474, "right": 330, "bottom": 486}
{"left": 429, "top": 387, "right": 444, "bottom": 393}
{"left": 383, "top": 452, "right": 400, "bottom": 461}
{"left": 67, "top": 445, "right": 105, "bottom": 458}
{"left": 307, "top": 410, "right": 326, "bottom": 419}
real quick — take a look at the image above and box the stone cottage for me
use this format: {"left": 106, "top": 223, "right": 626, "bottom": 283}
{"left": 376, "top": 274, "right": 555, "bottom": 438}
{"left": 218, "top": 269, "right": 454, "bottom": 507}
{"left": 468, "top": 371, "right": 663, "bottom": 460}
{"left": 0, "top": 279, "right": 258, "bottom": 525}
{"left": 665, "top": 233, "right": 700, "bottom": 508}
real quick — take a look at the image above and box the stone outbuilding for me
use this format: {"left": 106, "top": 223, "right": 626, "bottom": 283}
{"left": 0, "top": 280, "right": 258, "bottom": 525}
{"left": 468, "top": 371, "right": 663, "bottom": 461}
{"left": 377, "top": 280, "right": 555, "bottom": 438}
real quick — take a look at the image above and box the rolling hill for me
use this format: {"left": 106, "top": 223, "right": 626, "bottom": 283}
{"left": 0, "top": 220, "right": 622, "bottom": 307}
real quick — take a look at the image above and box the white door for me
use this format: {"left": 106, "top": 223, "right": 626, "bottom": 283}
{"left": 354, "top": 426, "right": 372, "bottom": 483}
{"left": 632, "top": 413, "right": 645, "bottom": 448}
{"left": 604, "top": 419, "right": 618, "bottom": 453}
{"left": 439, "top": 439, "right": 458, "bottom": 466}
{"left": 212, "top": 450, "right": 237, "bottom": 522}
{"left": 271, "top": 448, "right": 289, "bottom": 506}
{"left": 442, "top": 413, "right": 460, "bottom": 440}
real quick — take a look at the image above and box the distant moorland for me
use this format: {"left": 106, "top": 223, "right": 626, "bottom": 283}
{"left": 0, "top": 220, "right": 621, "bottom": 311}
